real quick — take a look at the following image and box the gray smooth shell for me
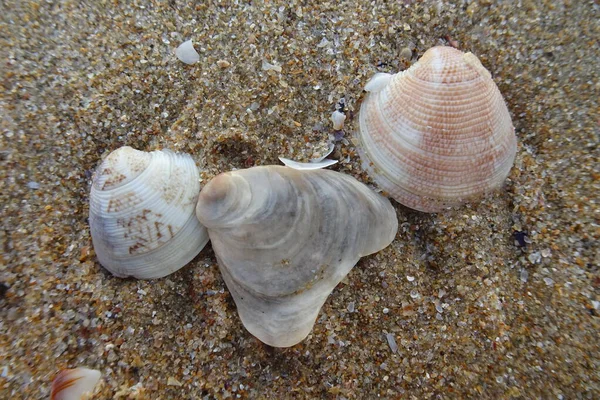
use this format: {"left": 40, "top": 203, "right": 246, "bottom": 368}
{"left": 196, "top": 166, "right": 398, "bottom": 347}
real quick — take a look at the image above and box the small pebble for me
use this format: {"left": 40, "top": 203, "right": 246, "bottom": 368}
{"left": 541, "top": 248, "right": 552, "bottom": 258}
{"left": 217, "top": 59, "right": 231, "bottom": 69}
{"left": 27, "top": 181, "right": 40, "bottom": 189}
{"left": 261, "top": 59, "right": 282, "bottom": 72}
{"left": 513, "top": 231, "right": 528, "bottom": 247}
{"left": 317, "top": 37, "right": 330, "bottom": 48}
{"left": 0, "top": 283, "right": 9, "bottom": 299}
{"left": 167, "top": 377, "right": 183, "bottom": 387}
{"left": 333, "top": 130, "right": 345, "bottom": 142}
{"left": 400, "top": 47, "right": 412, "bottom": 59}
{"left": 528, "top": 252, "right": 541, "bottom": 264}
{"left": 347, "top": 301, "right": 355, "bottom": 313}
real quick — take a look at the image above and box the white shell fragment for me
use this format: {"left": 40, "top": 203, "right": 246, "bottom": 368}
{"left": 363, "top": 72, "right": 393, "bottom": 93}
{"left": 358, "top": 46, "right": 517, "bottom": 212}
{"left": 175, "top": 39, "right": 200, "bottom": 65}
{"left": 279, "top": 157, "right": 338, "bottom": 170}
{"left": 331, "top": 110, "right": 346, "bottom": 130}
{"left": 386, "top": 332, "right": 398, "bottom": 354}
{"left": 89, "top": 146, "right": 209, "bottom": 279}
{"left": 196, "top": 166, "right": 398, "bottom": 347}
{"left": 50, "top": 367, "right": 101, "bottom": 400}
{"left": 310, "top": 142, "right": 335, "bottom": 163}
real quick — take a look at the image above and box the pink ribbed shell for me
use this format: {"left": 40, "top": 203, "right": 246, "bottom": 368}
{"left": 358, "top": 46, "right": 517, "bottom": 212}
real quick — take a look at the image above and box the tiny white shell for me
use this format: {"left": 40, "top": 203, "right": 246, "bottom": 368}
{"left": 89, "top": 146, "right": 209, "bottom": 279}
{"left": 364, "top": 72, "right": 393, "bottom": 93}
{"left": 279, "top": 157, "right": 338, "bottom": 170}
{"left": 331, "top": 110, "right": 346, "bottom": 130}
{"left": 50, "top": 367, "right": 101, "bottom": 400}
{"left": 175, "top": 39, "right": 200, "bottom": 65}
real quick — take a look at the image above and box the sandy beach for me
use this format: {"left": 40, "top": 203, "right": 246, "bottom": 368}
{"left": 1, "top": 0, "right": 598, "bottom": 398}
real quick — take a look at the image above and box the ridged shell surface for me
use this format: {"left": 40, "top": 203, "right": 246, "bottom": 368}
{"left": 89, "top": 146, "right": 209, "bottom": 279}
{"left": 358, "top": 46, "right": 517, "bottom": 212}
{"left": 196, "top": 166, "right": 398, "bottom": 347}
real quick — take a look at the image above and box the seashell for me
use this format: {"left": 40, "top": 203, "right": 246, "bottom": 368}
{"left": 196, "top": 166, "right": 398, "bottom": 347}
{"left": 310, "top": 142, "right": 335, "bottom": 163}
{"left": 279, "top": 142, "right": 337, "bottom": 170}
{"left": 279, "top": 156, "right": 337, "bottom": 170}
{"left": 331, "top": 110, "right": 346, "bottom": 130}
{"left": 51, "top": 367, "right": 101, "bottom": 400}
{"left": 89, "top": 146, "right": 209, "bottom": 279}
{"left": 175, "top": 39, "right": 200, "bottom": 65}
{"left": 363, "top": 72, "right": 392, "bottom": 93}
{"left": 358, "top": 46, "right": 517, "bottom": 212}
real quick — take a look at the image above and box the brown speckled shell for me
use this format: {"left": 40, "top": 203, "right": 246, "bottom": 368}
{"left": 89, "top": 146, "right": 209, "bottom": 279}
{"left": 358, "top": 46, "right": 517, "bottom": 212}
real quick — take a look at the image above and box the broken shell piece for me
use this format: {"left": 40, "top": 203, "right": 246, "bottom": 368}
{"left": 331, "top": 110, "right": 346, "bottom": 130}
{"left": 279, "top": 157, "right": 337, "bottom": 170}
{"left": 89, "top": 146, "right": 209, "bottom": 279}
{"left": 310, "top": 142, "right": 335, "bottom": 163}
{"left": 196, "top": 166, "right": 398, "bottom": 347}
{"left": 358, "top": 46, "right": 517, "bottom": 212}
{"left": 363, "top": 72, "right": 392, "bottom": 93}
{"left": 51, "top": 367, "right": 101, "bottom": 400}
{"left": 175, "top": 39, "right": 200, "bottom": 64}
